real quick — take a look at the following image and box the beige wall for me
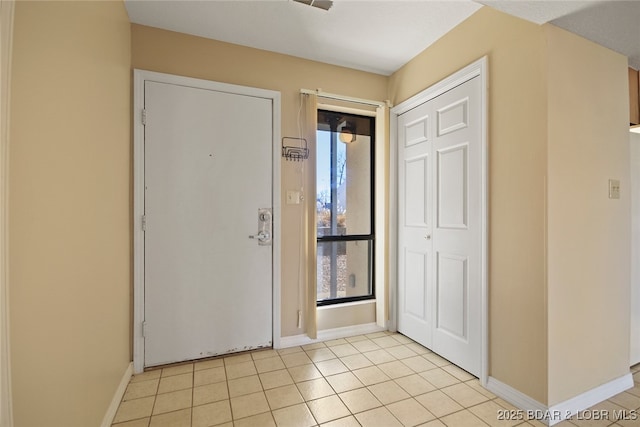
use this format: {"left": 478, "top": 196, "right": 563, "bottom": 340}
{"left": 546, "top": 25, "right": 630, "bottom": 405}
{"left": 132, "top": 25, "right": 388, "bottom": 337}
{"left": 9, "top": 2, "right": 131, "bottom": 426}
{"left": 389, "top": 7, "right": 549, "bottom": 403}
{"left": 317, "top": 302, "right": 376, "bottom": 331}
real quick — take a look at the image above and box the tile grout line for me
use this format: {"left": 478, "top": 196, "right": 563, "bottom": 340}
{"left": 190, "top": 363, "right": 194, "bottom": 427}
{"left": 147, "top": 372, "right": 158, "bottom": 427}
{"left": 222, "top": 357, "right": 236, "bottom": 425}
{"left": 148, "top": 376, "right": 159, "bottom": 427}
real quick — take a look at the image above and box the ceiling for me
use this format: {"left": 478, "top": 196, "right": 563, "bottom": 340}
{"left": 124, "top": 0, "right": 640, "bottom": 76}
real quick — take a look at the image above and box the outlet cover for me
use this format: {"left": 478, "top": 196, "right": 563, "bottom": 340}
{"left": 609, "top": 179, "right": 621, "bottom": 199}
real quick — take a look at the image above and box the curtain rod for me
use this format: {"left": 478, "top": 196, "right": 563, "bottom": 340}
{"left": 300, "top": 88, "right": 388, "bottom": 108}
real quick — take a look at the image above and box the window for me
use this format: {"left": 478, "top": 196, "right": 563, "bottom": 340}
{"left": 316, "top": 110, "right": 375, "bottom": 305}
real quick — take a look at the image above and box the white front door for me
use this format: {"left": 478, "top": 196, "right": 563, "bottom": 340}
{"left": 398, "top": 75, "right": 482, "bottom": 376}
{"left": 143, "top": 79, "right": 274, "bottom": 367}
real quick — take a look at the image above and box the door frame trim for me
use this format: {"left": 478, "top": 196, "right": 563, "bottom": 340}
{"left": 389, "top": 57, "right": 488, "bottom": 384}
{"left": 0, "top": 0, "right": 14, "bottom": 423}
{"left": 132, "top": 69, "right": 282, "bottom": 373}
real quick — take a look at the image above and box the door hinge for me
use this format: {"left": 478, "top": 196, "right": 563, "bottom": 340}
{"left": 142, "top": 321, "right": 147, "bottom": 338}
{"left": 141, "top": 215, "right": 146, "bottom": 231}
{"left": 141, "top": 109, "right": 147, "bottom": 125}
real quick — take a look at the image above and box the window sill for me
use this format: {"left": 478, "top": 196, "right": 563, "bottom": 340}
{"left": 317, "top": 299, "right": 376, "bottom": 310}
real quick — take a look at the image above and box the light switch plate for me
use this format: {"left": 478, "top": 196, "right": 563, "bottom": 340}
{"left": 609, "top": 179, "right": 621, "bottom": 199}
{"left": 286, "top": 190, "right": 301, "bottom": 205}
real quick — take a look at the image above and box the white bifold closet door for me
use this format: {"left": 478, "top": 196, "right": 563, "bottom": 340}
{"left": 397, "top": 76, "right": 481, "bottom": 376}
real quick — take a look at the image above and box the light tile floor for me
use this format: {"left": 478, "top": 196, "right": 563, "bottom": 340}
{"left": 111, "top": 331, "right": 640, "bottom": 427}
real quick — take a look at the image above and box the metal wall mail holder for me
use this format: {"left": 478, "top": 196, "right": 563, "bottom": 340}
{"left": 282, "top": 137, "right": 309, "bottom": 161}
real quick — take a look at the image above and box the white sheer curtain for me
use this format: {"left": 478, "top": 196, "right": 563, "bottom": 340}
{"left": 301, "top": 93, "right": 318, "bottom": 339}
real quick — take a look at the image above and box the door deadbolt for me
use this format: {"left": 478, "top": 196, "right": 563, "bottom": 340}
{"left": 250, "top": 208, "right": 272, "bottom": 246}
{"left": 259, "top": 211, "right": 271, "bottom": 222}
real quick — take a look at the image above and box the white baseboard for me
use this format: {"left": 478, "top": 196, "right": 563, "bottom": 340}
{"left": 486, "top": 376, "right": 547, "bottom": 414}
{"left": 278, "top": 322, "right": 386, "bottom": 348}
{"left": 100, "top": 362, "right": 133, "bottom": 427}
{"left": 487, "top": 374, "right": 634, "bottom": 426}
{"left": 548, "top": 373, "right": 633, "bottom": 426}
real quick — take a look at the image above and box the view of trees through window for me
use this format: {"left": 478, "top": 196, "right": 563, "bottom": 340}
{"left": 316, "top": 110, "right": 375, "bottom": 305}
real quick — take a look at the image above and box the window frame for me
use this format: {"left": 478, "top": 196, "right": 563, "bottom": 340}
{"left": 316, "top": 109, "right": 376, "bottom": 306}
